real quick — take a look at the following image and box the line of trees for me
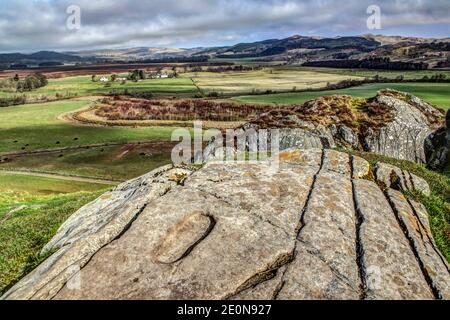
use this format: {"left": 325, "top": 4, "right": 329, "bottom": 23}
{"left": 303, "top": 58, "right": 429, "bottom": 70}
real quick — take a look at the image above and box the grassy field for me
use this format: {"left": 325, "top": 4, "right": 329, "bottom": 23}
{"left": 0, "top": 190, "right": 105, "bottom": 294}
{"left": 0, "top": 99, "right": 180, "bottom": 154}
{"left": 292, "top": 66, "right": 450, "bottom": 80}
{"left": 0, "top": 172, "right": 110, "bottom": 195}
{"left": 233, "top": 82, "right": 450, "bottom": 110}
{"left": 1, "top": 144, "right": 173, "bottom": 181}
{"left": 0, "top": 75, "right": 199, "bottom": 99}
{"left": 186, "top": 68, "right": 364, "bottom": 94}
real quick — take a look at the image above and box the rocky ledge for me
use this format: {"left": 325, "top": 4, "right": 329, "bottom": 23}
{"left": 425, "top": 109, "right": 450, "bottom": 170}
{"left": 2, "top": 149, "right": 449, "bottom": 300}
{"left": 203, "top": 90, "right": 446, "bottom": 165}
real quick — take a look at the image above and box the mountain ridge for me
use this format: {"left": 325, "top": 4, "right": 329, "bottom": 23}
{"left": 1, "top": 34, "right": 449, "bottom": 67}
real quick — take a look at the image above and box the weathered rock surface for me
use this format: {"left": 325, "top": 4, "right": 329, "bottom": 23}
{"left": 374, "top": 162, "right": 431, "bottom": 196}
{"left": 361, "top": 94, "right": 433, "bottom": 163}
{"left": 2, "top": 149, "right": 449, "bottom": 300}
{"left": 386, "top": 189, "right": 450, "bottom": 299}
{"left": 425, "top": 109, "right": 450, "bottom": 170}
{"left": 203, "top": 90, "right": 444, "bottom": 164}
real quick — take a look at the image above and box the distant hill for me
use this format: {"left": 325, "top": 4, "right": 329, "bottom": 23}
{"left": 1, "top": 34, "right": 448, "bottom": 68}
{"left": 0, "top": 51, "right": 84, "bottom": 64}
{"left": 200, "top": 35, "right": 381, "bottom": 58}
{"left": 70, "top": 47, "right": 206, "bottom": 61}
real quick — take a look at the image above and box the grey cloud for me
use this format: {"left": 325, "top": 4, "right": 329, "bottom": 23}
{"left": 0, "top": 0, "right": 448, "bottom": 52}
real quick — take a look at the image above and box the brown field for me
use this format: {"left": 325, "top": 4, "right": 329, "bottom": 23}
{"left": 0, "top": 64, "right": 176, "bottom": 79}
{"left": 0, "top": 62, "right": 231, "bottom": 79}
{"left": 65, "top": 96, "right": 274, "bottom": 129}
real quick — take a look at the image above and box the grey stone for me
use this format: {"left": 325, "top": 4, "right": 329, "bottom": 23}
{"left": 353, "top": 179, "right": 433, "bottom": 299}
{"left": 425, "top": 110, "right": 450, "bottom": 170}
{"left": 351, "top": 155, "right": 370, "bottom": 179}
{"left": 386, "top": 189, "right": 450, "bottom": 299}
{"left": 203, "top": 91, "right": 444, "bottom": 164}
{"left": 1, "top": 165, "right": 194, "bottom": 300}
{"left": 362, "top": 95, "right": 433, "bottom": 163}
{"left": 337, "top": 125, "right": 359, "bottom": 149}
{"left": 374, "top": 162, "right": 431, "bottom": 196}
{"left": 2, "top": 149, "right": 448, "bottom": 300}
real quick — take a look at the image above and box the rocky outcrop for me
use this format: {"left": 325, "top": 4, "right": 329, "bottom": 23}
{"left": 2, "top": 149, "right": 449, "bottom": 300}
{"left": 374, "top": 162, "right": 431, "bottom": 196}
{"left": 203, "top": 90, "right": 445, "bottom": 164}
{"left": 425, "top": 109, "right": 450, "bottom": 170}
{"left": 360, "top": 94, "right": 435, "bottom": 163}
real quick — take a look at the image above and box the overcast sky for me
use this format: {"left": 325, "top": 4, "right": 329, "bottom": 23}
{"left": 0, "top": 0, "right": 448, "bottom": 52}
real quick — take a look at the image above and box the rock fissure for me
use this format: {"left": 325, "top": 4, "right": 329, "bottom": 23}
{"left": 295, "top": 149, "right": 326, "bottom": 239}
{"left": 385, "top": 192, "right": 441, "bottom": 299}
{"left": 193, "top": 186, "right": 292, "bottom": 237}
{"left": 406, "top": 198, "right": 450, "bottom": 275}
{"left": 271, "top": 266, "right": 289, "bottom": 300}
{"left": 225, "top": 251, "right": 295, "bottom": 300}
{"left": 350, "top": 156, "right": 368, "bottom": 300}
{"left": 302, "top": 244, "right": 358, "bottom": 292}
{"left": 155, "top": 214, "right": 217, "bottom": 265}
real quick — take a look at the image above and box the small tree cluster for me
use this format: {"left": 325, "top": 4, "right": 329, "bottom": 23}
{"left": 127, "top": 70, "right": 147, "bottom": 82}
{"left": 16, "top": 73, "right": 48, "bottom": 92}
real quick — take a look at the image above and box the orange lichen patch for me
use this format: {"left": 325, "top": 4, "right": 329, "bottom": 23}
{"left": 99, "top": 194, "right": 113, "bottom": 200}
{"left": 169, "top": 172, "right": 189, "bottom": 185}
{"left": 405, "top": 211, "right": 421, "bottom": 233}
{"left": 243, "top": 171, "right": 257, "bottom": 178}
{"left": 276, "top": 150, "right": 303, "bottom": 162}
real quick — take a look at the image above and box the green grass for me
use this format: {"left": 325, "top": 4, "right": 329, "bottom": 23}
{"left": 0, "top": 75, "right": 198, "bottom": 99}
{"left": 0, "top": 173, "right": 110, "bottom": 196}
{"left": 0, "top": 99, "right": 179, "bottom": 153}
{"left": 286, "top": 66, "right": 450, "bottom": 80}
{"left": 347, "top": 150, "right": 450, "bottom": 263}
{"left": 1, "top": 144, "right": 173, "bottom": 181}
{"left": 233, "top": 82, "right": 450, "bottom": 110}
{"left": 186, "top": 68, "right": 363, "bottom": 94}
{"left": 0, "top": 190, "right": 106, "bottom": 294}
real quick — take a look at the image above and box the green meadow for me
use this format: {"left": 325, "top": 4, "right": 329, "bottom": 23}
{"left": 292, "top": 66, "right": 450, "bottom": 80}
{"left": 0, "top": 99, "right": 178, "bottom": 154}
{"left": 0, "top": 172, "right": 110, "bottom": 195}
{"left": 0, "top": 75, "right": 199, "bottom": 99}
{"left": 0, "top": 189, "right": 105, "bottom": 294}
{"left": 1, "top": 145, "right": 173, "bottom": 181}
{"left": 233, "top": 82, "right": 450, "bottom": 110}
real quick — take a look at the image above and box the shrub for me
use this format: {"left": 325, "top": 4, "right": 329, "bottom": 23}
{"left": 94, "top": 97, "right": 269, "bottom": 122}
